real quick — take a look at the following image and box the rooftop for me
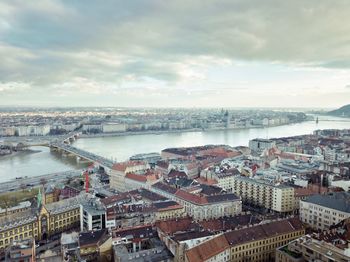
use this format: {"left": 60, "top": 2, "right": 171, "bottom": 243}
{"left": 185, "top": 234, "right": 230, "bottom": 262}
{"left": 113, "top": 225, "right": 155, "bottom": 239}
{"left": 303, "top": 192, "right": 350, "bottom": 213}
{"left": 79, "top": 229, "right": 109, "bottom": 247}
{"left": 224, "top": 218, "right": 304, "bottom": 246}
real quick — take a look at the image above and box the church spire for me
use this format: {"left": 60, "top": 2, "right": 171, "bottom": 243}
{"left": 37, "top": 187, "right": 42, "bottom": 208}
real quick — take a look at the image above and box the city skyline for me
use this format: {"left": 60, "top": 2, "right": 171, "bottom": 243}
{"left": 1, "top": 1, "right": 350, "bottom": 108}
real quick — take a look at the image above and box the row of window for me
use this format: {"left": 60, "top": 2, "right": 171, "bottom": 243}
{"left": 0, "top": 230, "right": 37, "bottom": 247}
{"left": 50, "top": 209, "right": 79, "bottom": 222}
{"left": 0, "top": 223, "right": 35, "bottom": 238}
{"left": 232, "top": 231, "right": 304, "bottom": 252}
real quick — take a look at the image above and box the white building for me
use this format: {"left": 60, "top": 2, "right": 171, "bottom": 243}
{"left": 151, "top": 182, "right": 242, "bottom": 221}
{"left": 82, "top": 123, "right": 102, "bottom": 133}
{"left": 102, "top": 123, "right": 126, "bottom": 133}
{"left": 110, "top": 161, "right": 150, "bottom": 192}
{"left": 0, "top": 127, "right": 16, "bottom": 136}
{"left": 16, "top": 125, "right": 50, "bottom": 136}
{"left": 300, "top": 192, "right": 350, "bottom": 230}
{"left": 249, "top": 138, "right": 276, "bottom": 153}
{"left": 80, "top": 199, "right": 106, "bottom": 231}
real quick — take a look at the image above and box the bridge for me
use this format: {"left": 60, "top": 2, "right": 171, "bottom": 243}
{"left": 1, "top": 131, "right": 115, "bottom": 170}
{"left": 317, "top": 119, "right": 350, "bottom": 122}
{"left": 49, "top": 142, "right": 115, "bottom": 170}
{"left": 0, "top": 132, "right": 81, "bottom": 149}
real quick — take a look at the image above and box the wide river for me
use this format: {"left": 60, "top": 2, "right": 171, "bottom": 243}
{"left": 0, "top": 115, "right": 349, "bottom": 182}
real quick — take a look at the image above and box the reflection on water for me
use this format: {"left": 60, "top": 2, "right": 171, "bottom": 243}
{"left": 74, "top": 115, "right": 350, "bottom": 162}
{"left": 0, "top": 146, "right": 86, "bottom": 182}
{"left": 0, "top": 115, "right": 349, "bottom": 182}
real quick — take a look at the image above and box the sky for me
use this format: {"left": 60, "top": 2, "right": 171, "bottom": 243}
{"left": 0, "top": 0, "right": 350, "bottom": 108}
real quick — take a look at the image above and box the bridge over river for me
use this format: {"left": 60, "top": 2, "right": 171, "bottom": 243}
{"left": 49, "top": 142, "right": 115, "bottom": 170}
{"left": 1, "top": 132, "right": 115, "bottom": 171}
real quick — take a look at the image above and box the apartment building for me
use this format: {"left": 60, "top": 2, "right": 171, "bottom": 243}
{"left": 16, "top": 125, "right": 51, "bottom": 136}
{"left": 109, "top": 161, "right": 150, "bottom": 192}
{"left": 80, "top": 198, "right": 106, "bottom": 231}
{"left": 215, "top": 172, "right": 236, "bottom": 192}
{"left": 276, "top": 236, "right": 350, "bottom": 262}
{"left": 185, "top": 218, "right": 305, "bottom": 262}
{"left": 299, "top": 192, "right": 350, "bottom": 230}
{"left": 151, "top": 182, "right": 242, "bottom": 220}
{"left": 249, "top": 138, "right": 276, "bottom": 153}
{"left": 231, "top": 176, "right": 295, "bottom": 213}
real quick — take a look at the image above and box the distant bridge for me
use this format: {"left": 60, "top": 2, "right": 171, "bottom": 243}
{"left": 49, "top": 142, "right": 114, "bottom": 170}
{"left": 0, "top": 132, "right": 81, "bottom": 149}
{"left": 316, "top": 119, "right": 350, "bottom": 122}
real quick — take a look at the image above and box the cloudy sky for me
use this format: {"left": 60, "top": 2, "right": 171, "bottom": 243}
{"left": 1, "top": 0, "right": 350, "bottom": 108}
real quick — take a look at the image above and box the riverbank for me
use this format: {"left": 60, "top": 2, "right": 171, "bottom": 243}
{"left": 0, "top": 148, "right": 41, "bottom": 159}
{"left": 8, "top": 115, "right": 346, "bottom": 181}
{"left": 79, "top": 120, "right": 310, "bottom": 139}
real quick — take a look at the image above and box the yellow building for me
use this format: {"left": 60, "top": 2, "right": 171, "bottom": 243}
{"left": 0, "top": 201, "right": 31, "bottom": 218}
{"left": 44, "top": 184, "right": 59, "bottom": 204}
{"left": 226, "top": 218, "right": 305, "bottom": 262}
{"left": 185, "top": 218, "right": 305, "bottom": 262}
{"left": 231, "top": 176, "right": 295, "bottom": 213}
{"left": 153, "top": 200, "right": 185, "bottom": 221}
{"left": 0, "top": 193, "right": 81, "bottom": 251}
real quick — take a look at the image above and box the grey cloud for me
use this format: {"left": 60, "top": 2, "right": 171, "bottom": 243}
{"left": 1, "top": 0, "right": 350, "bottom": 95}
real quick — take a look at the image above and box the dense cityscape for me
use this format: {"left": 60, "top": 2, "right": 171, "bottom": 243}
{"left": 0, "top": 106, "right": 350, "bottom": 261}
{"left": 2, "top": 1, "right": 350, "bottom": 261}
{"left": 0, "top": 107, "right": 307, "bottom": 137}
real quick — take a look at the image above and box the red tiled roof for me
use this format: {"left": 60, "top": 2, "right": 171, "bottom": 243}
{"left": 156, "top": 217, "right": 194, "bottom": 235}
{"left": 175, "top": 189, "right": 208, "bottom": 205}
{"left": 100, "top": 190, "right": 139, "bottom": 206}
{"left": 294, "top": 187, "right": 318, "bottom": 197}
{"left": 195, "top": 177, "right": 218, "bottom": 185}
{"left": 125, "top": 173, "right": 147, "bottom": 182}
{"left": 185, "top": 234, "right": 230, "bottom": 262}
{"left": 224, "top": 218, "right": 304, "bottom": 246}
{"left": 112, "top": 161, "right": 146, "bottom": 171}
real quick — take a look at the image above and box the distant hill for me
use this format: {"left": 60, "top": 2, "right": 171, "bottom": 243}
{"left": 328, "top": 104, "right": 350, "bottom": 117}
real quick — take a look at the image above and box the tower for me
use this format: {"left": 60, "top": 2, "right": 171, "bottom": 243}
{"left": 37, "top": 187, "right": 42, "bottom": 208}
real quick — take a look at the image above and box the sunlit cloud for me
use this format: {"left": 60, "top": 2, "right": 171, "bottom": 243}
{"left": 0, "top": 0, "right": 350, "bottom": 107}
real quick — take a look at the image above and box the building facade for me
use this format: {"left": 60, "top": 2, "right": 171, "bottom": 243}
{"left": 184, "top": 218, "right": 305, "bottom": 262}
{"left": 249, "top": 138, "right": 276, "bottom": 153}
{"left": 231, "top": 176, "right": 295, "bottom": 213}
{"left": 109, "top": 161, "right": 150, "bottom": 192}
{"left": 300, "top": 192, "right": 350, "bottom": 230}
{"left": 276, "top": 236, "right": 350, "bottom": 262}
{"left": 0, "top": 196, "right": 80, "bottom": 252}
{"left": 151, "top": 182, "right": 242, "bottom": 220}
{"left": 80, "top": 198, "right": 106, "bottom": 231}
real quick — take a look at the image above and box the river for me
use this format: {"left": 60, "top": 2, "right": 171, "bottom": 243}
{"left": 0, "top": 115, "right": 349, "bottom": 182}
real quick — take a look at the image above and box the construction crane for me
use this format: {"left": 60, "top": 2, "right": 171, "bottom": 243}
{"left": 83, "top": 163, "right": 95, "bottom": 193}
